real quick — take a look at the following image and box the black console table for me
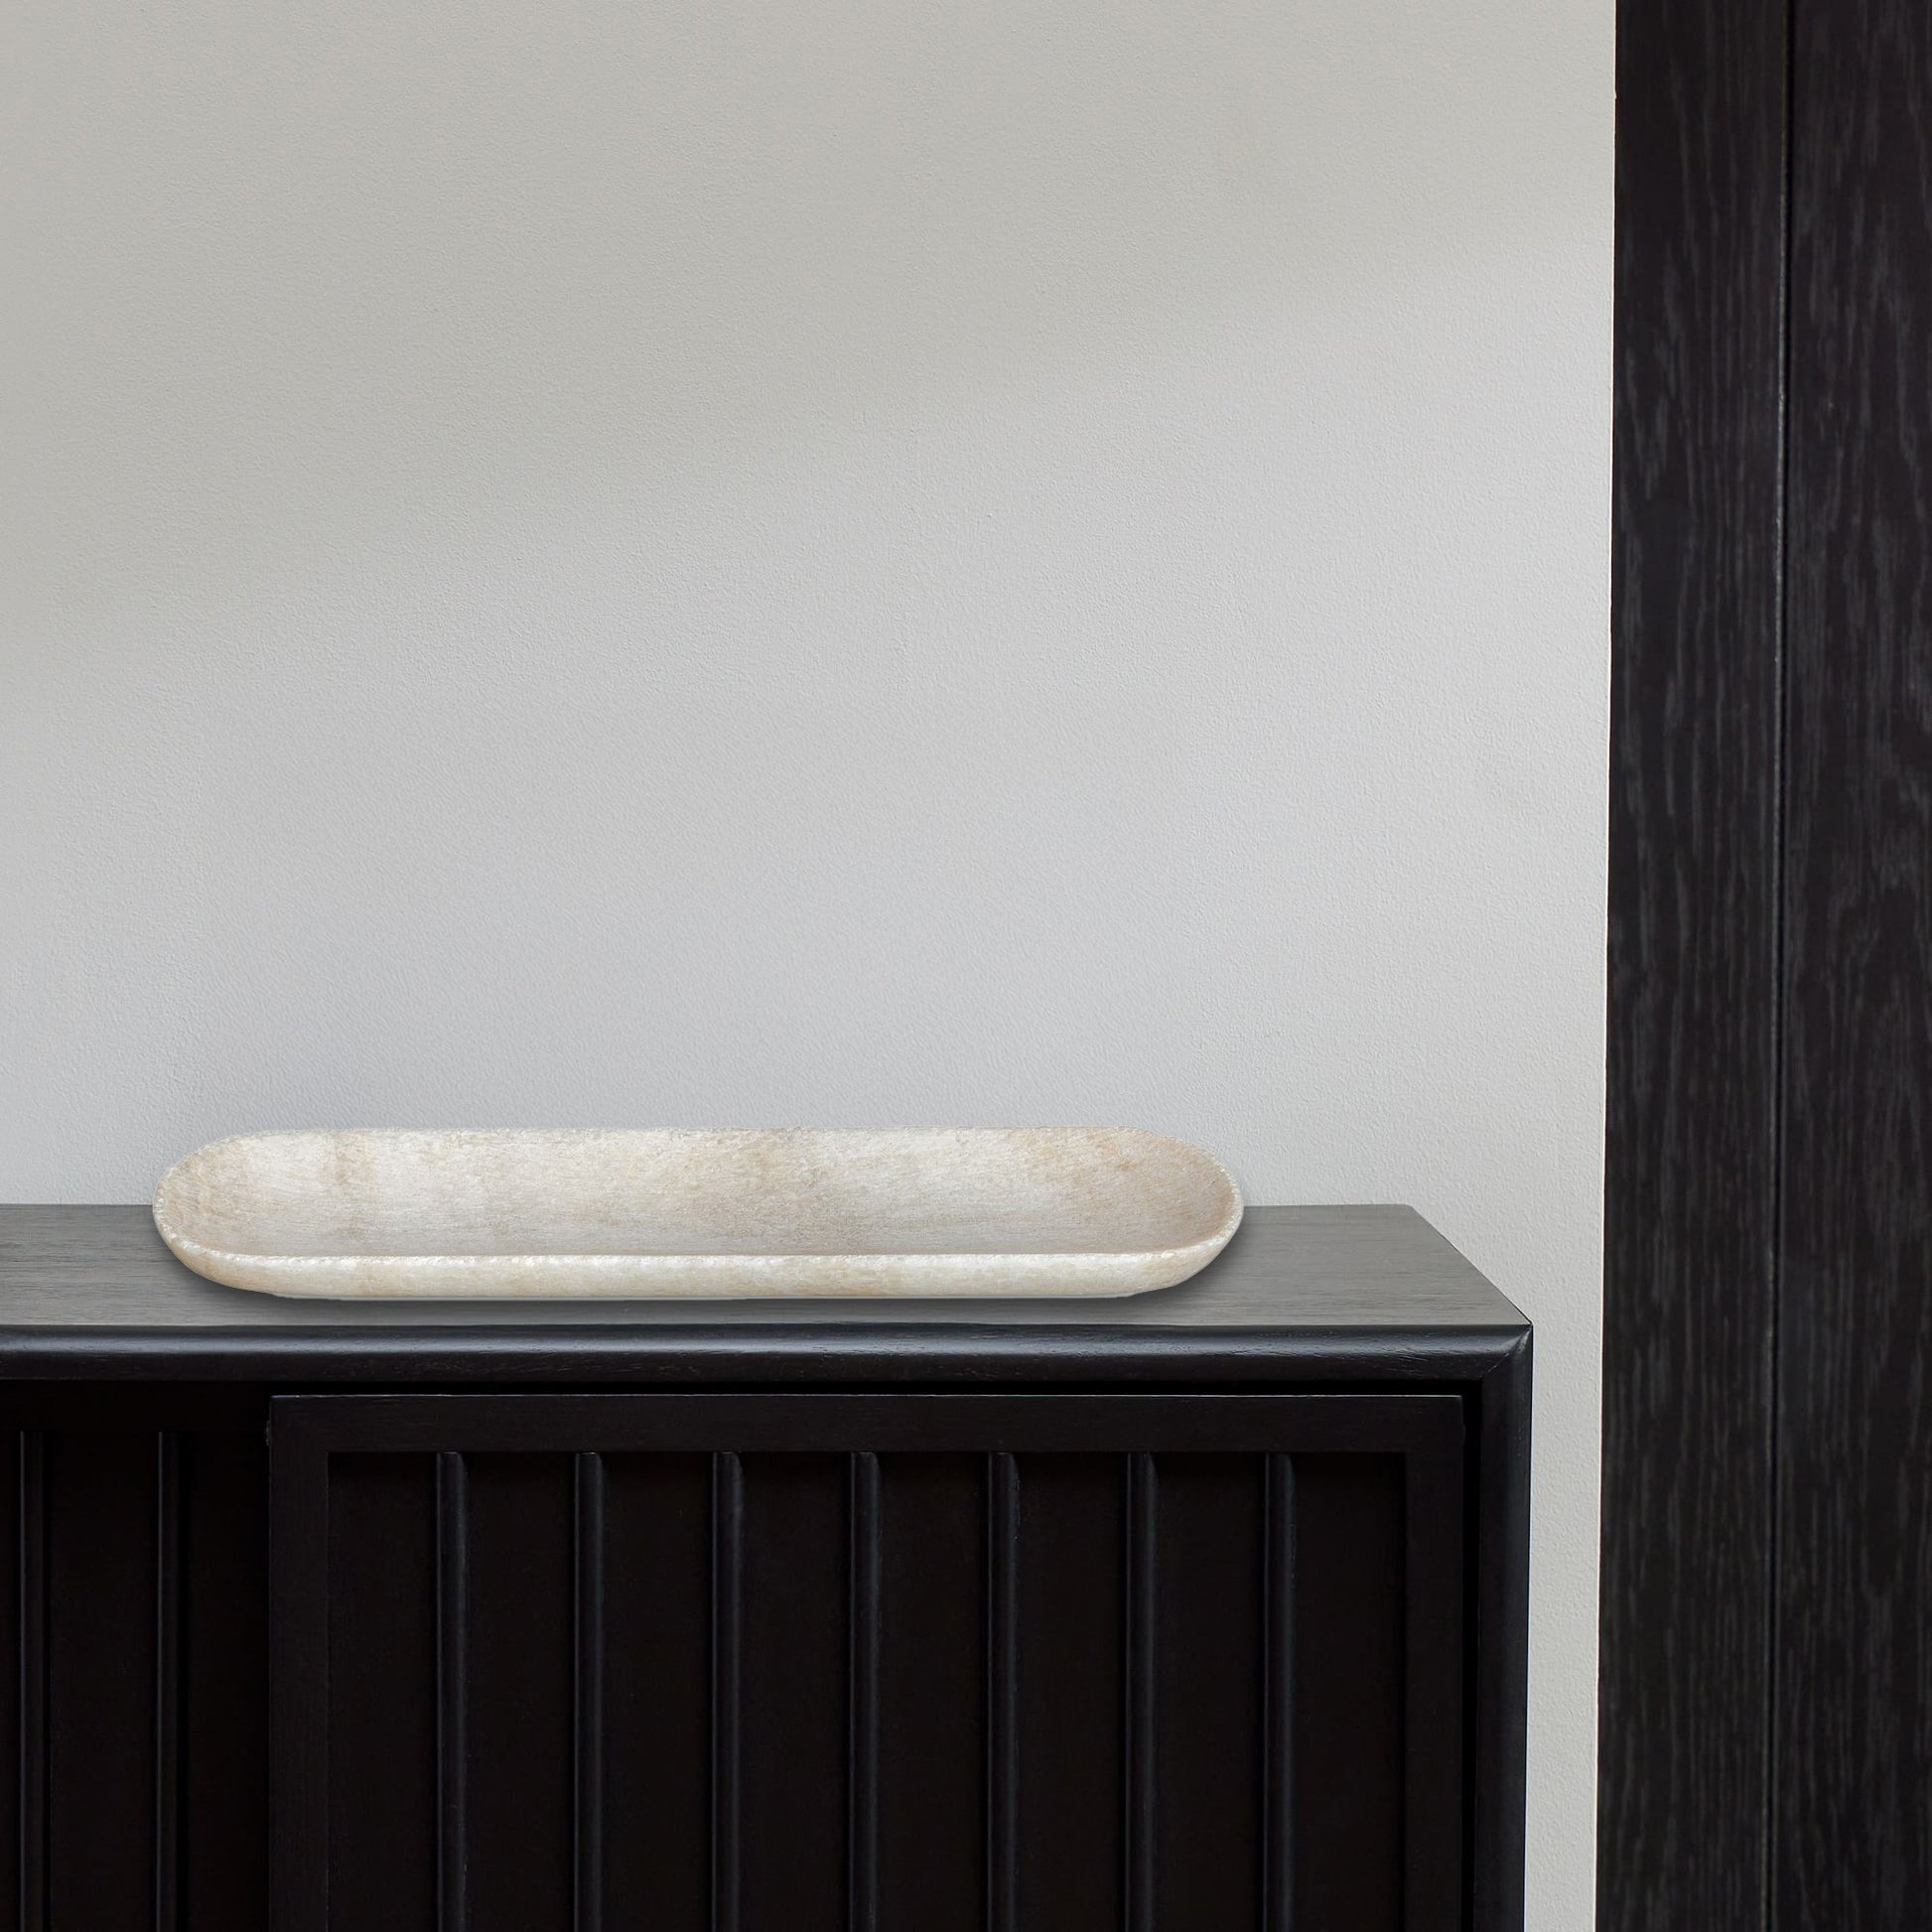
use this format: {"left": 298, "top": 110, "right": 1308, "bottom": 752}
{"left": 0, "top": 1202, "right": 1529, "bottom": 1932}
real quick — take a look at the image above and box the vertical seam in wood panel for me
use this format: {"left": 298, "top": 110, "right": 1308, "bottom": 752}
{"left": 985, "top": 1451, "right": 1019, "bottom": 1932}
{"left": 1124, "top": 1452, "right": 1156, "bottom": 1932}
{"left": 437, "top": 1451, "right": 470, "bottom": 1932}
{"left": 575, "top": 1452, "right": 606, "bottom": 1932}
{"left": 153, "top": 1433, "right": 181, "bottom": 1932}
{"left": 1263, "top": 1453, "right": 1296, "bottom": 1932}
{"left": 712, "top": 1451, "right": 743, "bottom": 1932}
{"left": 17, "top": 1433, "right": 46, "bottom": 1932}
{"left": 848, "top": 1452, "right": 882, "bottom": 1932}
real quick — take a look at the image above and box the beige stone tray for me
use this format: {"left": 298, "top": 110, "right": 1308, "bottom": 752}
{"left": 151, "top": 1128, "right": 1243, "bottom": 1301}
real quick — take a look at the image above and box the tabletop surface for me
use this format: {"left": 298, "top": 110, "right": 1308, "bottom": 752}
{"left": 0, "top": 1203, "right": 1525, "bottom": 1335}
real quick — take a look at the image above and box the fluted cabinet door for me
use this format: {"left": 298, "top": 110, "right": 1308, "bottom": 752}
{"left": 270, "top": 1394, "right": 1465, "bottom": 1932}
{"left": 4, "top": 1423, "right": 273, "bottom": 1932}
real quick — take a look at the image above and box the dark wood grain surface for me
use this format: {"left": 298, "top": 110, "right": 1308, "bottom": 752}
{"left": 0, "top": 1205, "right": 1527, "bottom": 1386}
{"left": 1778, "top": 0, "right": 1932, "bottom": 1917}
{"left": 1599, "top": 0, "right": 1788, "bottom": 1921}
{"left": 0, "top": 1204, "right": 1520, "bottom": 1332}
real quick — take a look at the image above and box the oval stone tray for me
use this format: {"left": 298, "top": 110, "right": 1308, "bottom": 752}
{"left": 152, "top": 1128, "right": 1243, "bottom": 1300}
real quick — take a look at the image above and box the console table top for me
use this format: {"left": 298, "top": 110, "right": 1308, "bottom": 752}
{"left": 0, "top": 1203, "right": 1527, "bottom": 1382}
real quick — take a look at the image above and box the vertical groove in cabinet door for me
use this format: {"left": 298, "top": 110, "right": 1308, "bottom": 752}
{"left": 1292, "top": 1456, "right": 1404, "bottom": 1932}
{"left": 1264, "top": 1453, "right": 1297, "bottom": 1932}
{"left": 1015, "top": 1455, "right": 1125, "bottom": 1932}
{"left": 574, "top": 1454, "right": 605, "bottom": 1932}
{"left": 985, "top": 1451, "right": 1019, "bottom": 1932}
{"left": 465, "top": 1456, "right": 574, "bottom": 1932}
{"left": 1123, "top": 1453, "right": 1157, "bottom": 1932}
{"left": 712, "top": 1452, "right": 743, "bottom": 1932}
{"left": 601, "top": 1454, "right": 710, "bottom": 1932}
{"left": 153, "top": 1434, "right": 181, "bottom": 1932}
{"left": 436, "top": 1453, "right": 470, "bottom": 1932}
{"left": 1152, "top": 1456, "right": 1263, "bottom": 1932}
{"left": 327, "top": 1453, "right": 438, "bottom": 1931}
{"left": 877, "top": 1456, "right": 983, "bottom": 1932}
{"left": 847, "top": 1454, "right": 881, "bottom": 1932}
{"left": 47, "top": 1432, "right": 159, "bottom": 1929}
{"left": 180, "top": 1430, "right": 270, "bottom": 1932}
{"left": 17, "top": 1433, "right": 45, "bottom": 1932}
{"left": 738, "top": 1455, "right": 847, "bottom": 1932}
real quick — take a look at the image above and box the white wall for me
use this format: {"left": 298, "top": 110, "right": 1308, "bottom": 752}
{"left": 1, "top": 0, "right": 1609, "bottom": 1915}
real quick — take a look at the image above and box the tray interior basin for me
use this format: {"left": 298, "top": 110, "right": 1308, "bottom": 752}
{"left": 152, "top": 1129, "right": 1243, "bottom": 1300}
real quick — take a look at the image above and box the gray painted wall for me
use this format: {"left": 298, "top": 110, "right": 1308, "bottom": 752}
{"left": 0, "top": 0, "right": 1610, "bottom": 1916}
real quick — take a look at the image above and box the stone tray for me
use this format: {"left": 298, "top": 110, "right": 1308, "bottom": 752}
{"left": 151, "top": 1128, "right": 1243, "bottom": 1300}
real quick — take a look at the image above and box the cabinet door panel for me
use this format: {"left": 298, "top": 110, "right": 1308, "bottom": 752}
{"left": 464, "top": 1453, "right": 576, "bottom": 1932}
{"left": 326, "top": 1452, "right": 438, "bottom": 1932}
{"left": 272, "top": 1393, "right": 1463, "bottom": 1932}
{"left": 598, "top": 1450, "right": 713, "bottom": 1931}
{"left": 738, "top": 1452, "right": 849, "bottom": 1932}
{"left": 46, "top": 1431, "right": 157, "bottom": 1931}
{"left": 1152, "top": 1451, "right": 1266, "bottom": 1930}
{"left": 1013, "top": 1453, "right": 1125, "bottom": 1932}
{"left": 875, "top": 1452, "right": 984, "bottom": 1932}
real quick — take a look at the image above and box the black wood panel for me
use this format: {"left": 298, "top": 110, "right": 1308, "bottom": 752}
{"left": 18, "top": 1433, "right": 45, "bottom": 1932}
{"left": 738, "top": 1455, "right": 849, "bottom": 1932}
{"left": 1014, "top": 1454, "right": 1125, "bottom": 1932}
{"left": 1780, "top": 0, "right": 1932, "bottom": 1918}
{"left": 179, "top": 1431, "right": 270, "bottom": 1932}
{"left": 1474, "top": 1337, "right": 1531, "bottom": 1932}
{"left": 271, "top": 1392, "right": 1480, "bottom": 1930}
{"left": 1600, "top": 0, "right": 1789, "bottom": 1920}
{"left": 0, "top": 1435, "right": 20, "bottom": 1928}
{"left": 0, "top": 1419, "right": 272, "bottom": 1932}
{"left": 156, "top": 1436, "right": 180, "bottom": 1932}
{"left": 463, "top": 1455, "right": 576, "bottom": 1932}
{"left": 849, "top": 1452, "right": 880, "bottom": 1932}
{"left": 1263, "top": 1454, "right": 1295, "bottom": 1932}
{"left": 1404, "top": 1431, "right": 1466, "bottom": 1932}
{"left": 573, "top": 1454, "right": 603, "bottom": 1932}
{"left": 876, "top": 1454, "right": 983, "bottom": 1932}
{"left": 1123, "top": 1452, "right": 1155, "bottom": 1932}
{"left": 711, "top": 1451, "right": 742, "bottom": 1932}
{"left": 1151, "top": 1454, "right": 1262, "bottom": 1931}
{"left": 985, "top": 1450, "right": 1019, "bottom": 1932}
{"left": 600, "top": 1452, "right": 712, "bottom": 1931}
{"left": 1296, "top": 1455, "right": 1406, "bottom": 1932}
{"left": 436, "top": 1453, "right": 466, "bottom": 1932}
{"left": 327, "top": 1455, "right": 438, "bottom": 1932}
{"left": 265, "top": 1393, "right": 1462, "bottom": 1457}
{"left": 46, "top": 1431, "right": 157, "bottom": 1931}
